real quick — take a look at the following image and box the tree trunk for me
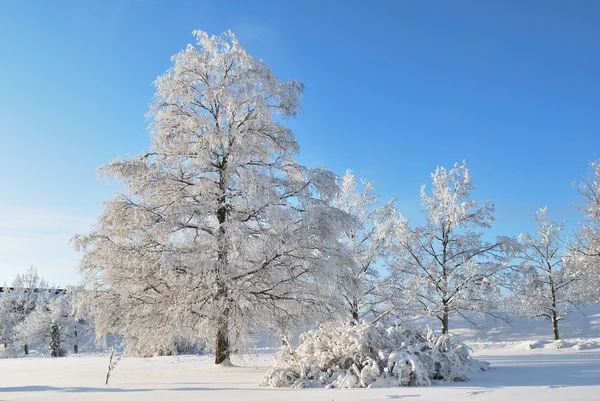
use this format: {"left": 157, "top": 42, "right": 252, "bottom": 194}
{"left": 441, "top": 305, "right": 449, "bottom": 335}
{"left": 214, "top": 320, "right": 230, "bottom": 365}
{"left": 214, "top": 280, "right": 230, "bottom": 365}
{"left": 441, "top": 228, "right": 449, "bottom": 335}
{"left": 351, "top": 298, "right": 359, "bottom": 322}
{"left": 552, "top": 312, "right": 560, "bottom": 340}
{"left": 213, "top": 279, "right": 230, "bottom": 364}
{"left": 214, "top": 163, "right": 231, "bottom": 365}
{"left": 281, "top": 334, "right": 291, "bottom": 348}
{"left": 23, "top": 344, "right": 28, "bottom": 355}
{"left": 546, "top": 259, "right": 560, "bottom": 340}
{"left": 549, "top": 272, "right": 560, "bottom": 340}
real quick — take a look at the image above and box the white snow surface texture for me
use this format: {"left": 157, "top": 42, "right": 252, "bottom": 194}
{"left": 1, "top": 304, "right": 600, "bottom": 400}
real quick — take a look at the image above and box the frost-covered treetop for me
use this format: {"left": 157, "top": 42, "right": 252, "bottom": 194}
{"left": 518, "top": 206, "right": 565, "bottom": 250}
{"left": 105, "top": 29, "right": 313, "bottom": 199}
{"left": 420, "top": 161, "right": 494, "bottom": 230}
{"left": 153, "top": 29, "right": 301, "bottom": 157}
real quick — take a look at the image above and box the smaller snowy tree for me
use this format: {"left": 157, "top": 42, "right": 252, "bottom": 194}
{"left": 333, "top": 170, "right": 396, "bottom": 321}
{"left": 49, "top": 321, "right": 63, "bottom": 357}
{"left": 0, "top": 267, "right": 50, "bottom": 354}
{"left": 0, "top": 288, "right": 13, "bottom": 348}
{"left": 15, "top": 303, "right": 52, "bottom": 349}
{"left": 55, "top": 286, "right": 90, "bottom": 354}
{"left": 511, "top": 207, "right": 586, "bottom": 340}
{"left": 389, "top": 162, "right": 513, "bottom": 334}
{"left": 16, "top": 286, "right": 89, "bottom": 356}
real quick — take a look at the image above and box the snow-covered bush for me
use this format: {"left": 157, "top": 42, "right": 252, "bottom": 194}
{"left": 260, "top": 320, "right": 489, "bottom": 389}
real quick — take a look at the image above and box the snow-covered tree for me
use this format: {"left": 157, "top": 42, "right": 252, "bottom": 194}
{"left": 15, "top": 286, "right": 89, "bottom": 356}
{"left": 573, "top": 158, "right": 600, "bottom": 299}
{"left": 333, "top": 170, "right": 395, "bottom": 321}
{"left": 0, "top": 290, "right": 14, "bottom": 348}
{"left": 60, "top": 288, "right": 89, "bottom": 355}
{"left": 14, "top": 303, "right": 51, "bottom": 350}
{"left": 47, "top": 287, "right": 88, "bottom": 355}
{"left": 389, "top": 162, "right": 512, "bottom": 334}
{"left": 49, "top": 322, "right": 62, "bottom": 357}
{"left": 73, "top": 30, "right": 353, "bottom": 364}
{"left": 510, "top": 207, "right": 587, "bottom": 340}
{"left": 0, "top": 267, "right": 50, "bottom": 354}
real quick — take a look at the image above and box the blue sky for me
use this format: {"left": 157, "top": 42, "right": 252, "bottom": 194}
{"left": 1, "top": 0, "right": 599, "bottom": 285}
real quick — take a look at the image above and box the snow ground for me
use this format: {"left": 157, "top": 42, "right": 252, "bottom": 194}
{"left": 1, "top": 347, "right": 599, "bottom": 401}
{"left": 1, "top": 305, "right": 599, "bottom": 401}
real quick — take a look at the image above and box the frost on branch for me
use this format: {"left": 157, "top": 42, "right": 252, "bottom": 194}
{"left": 73, "top": 29, "right": 354, "bottom": 362}
{"left": 260, "top": 320, "right": 489, "bottom": 389}
{"left": 573, "top": 158, "right": 600, "bottom": 300}
{"left": 332, "top": 170, "right": 396, "bottom": 322}
{"left": 388, "top": 161, "right": 515, "bottom": 334}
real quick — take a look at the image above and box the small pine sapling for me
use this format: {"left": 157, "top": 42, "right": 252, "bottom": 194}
{"left": 49, "top": 321, "right": 65, "bottom": 357}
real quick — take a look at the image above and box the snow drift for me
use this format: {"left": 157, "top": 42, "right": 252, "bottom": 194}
{"left": 260, "top": 320, "right": 489, "bottom": 389}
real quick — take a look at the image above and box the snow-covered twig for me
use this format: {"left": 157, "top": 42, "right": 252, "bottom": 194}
{"left": 105, "top": 347, "right": 120, "bottom": 385}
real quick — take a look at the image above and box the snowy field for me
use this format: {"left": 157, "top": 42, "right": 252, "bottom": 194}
{"left": 1, "top": 305, "right": 600, "bottom": 401}
{"left": 1, "top": 346, "right": 599, "bottom": 401}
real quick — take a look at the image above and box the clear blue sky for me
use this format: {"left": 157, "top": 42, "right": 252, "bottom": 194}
{"left": 1, "top": 0, "right": 599, "bottom": 285}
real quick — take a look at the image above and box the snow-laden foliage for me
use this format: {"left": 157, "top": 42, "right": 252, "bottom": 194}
{"left": 573, "top": 158, "right": 600, "bottom": 301}
{"left": 73, "top": 30, "right": 354, "bottom": 363}
{"left": 508, "top": 207, "right": 588, "bottom": 340}
{"left": 0, "top": 269, "right": 91, "bottom": 357}
{"left": 389, "top": 162, "right": 516, "bottom": 333}
{"left": 121, "top": 326, "right": 206, "bottom": 357}
{"left": 333, "top": 170, "right": 396, "bottom": 321}
{"left": 260, "top": 320, "right": 488, "bottom": 389}
{"left": 15, "top": 285, "right": 90, "bottom": 356}
{"left": 49, "top": 321, "right": 64, "bottom": 357}
{"left": 0, "top": 268, "right": 52, "bottom": 353}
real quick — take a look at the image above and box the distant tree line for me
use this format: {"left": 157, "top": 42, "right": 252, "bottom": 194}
{"left": 0, "top": 268, "right": 89, "bottom": 357}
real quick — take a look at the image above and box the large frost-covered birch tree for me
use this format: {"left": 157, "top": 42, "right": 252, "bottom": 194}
{"left": 333, "top": 170, "right": 395, "bottom": 321}
{"left": 73, "top": 30, "right": 352, "bottom": 364}
{"left": 390, "top": 162, "right": 512, "bottom": 334}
